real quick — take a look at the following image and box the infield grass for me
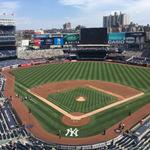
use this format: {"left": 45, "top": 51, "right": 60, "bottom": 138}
{"left": 47, "top": 87, "right": 117, "bottom": 113}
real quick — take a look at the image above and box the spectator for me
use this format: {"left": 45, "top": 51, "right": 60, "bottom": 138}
{"left": 140, "top": 119, "right": 144, "bottom": 125}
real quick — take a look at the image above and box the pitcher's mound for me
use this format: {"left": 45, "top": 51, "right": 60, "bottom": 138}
{"left": 76, "top": 96, "right": 86, "bottom": 102}
{"left": 62, "top": 112, "right": 91, "bottom": 127}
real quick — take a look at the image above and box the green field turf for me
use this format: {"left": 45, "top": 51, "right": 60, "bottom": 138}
{"left": 15, "top": 82, "right": 150, "bottom": 137}
{"left": 12, "top": 62, "right": 150, "bottom": 138}
{"left": 12, "top": 62, "right": 150, "bottom": 92}
{"left": 47, "top": 87, "right": 117, "bottom": 113}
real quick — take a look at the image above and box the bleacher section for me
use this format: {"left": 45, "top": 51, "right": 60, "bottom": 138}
{"left": 133, "top": 119, "right": 150, "bottom": 142}
{"left": 1, "top": 104, "right": 18, "bottom": 129}
{"left": 127, "top": 57, "right": 150, "bottom": 65}
{"left": 123, "top": 51, "right": 142, "bottom": 59}
{"left": 0, "top": 76, "right": 28, "bottom": 146}
{"left": 76, "top": 49, "right": 107, "bottom": 60}
{"left": 142, "top": 49, "right": 150, "bottom": 58}
{"left": 0, "top": 59, "right": 48, "bottom": 68}
{"left": 17, "top": 48, "right": 64, "bottom": 59}
{"left": 0, "top": 103, "right": 29, "bottom": 145}
{"left": 0, "top": 59, "right": 31, "bottom": 68}
{"left": 0, "top": 50, "right": 16, "bottom": 59}
{"left": 0, "top": 78, "right": 5, "bottom": 91}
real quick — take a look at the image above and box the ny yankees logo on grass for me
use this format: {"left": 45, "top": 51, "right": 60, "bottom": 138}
{"left": 65, "top": 128, "right": 79, "bottom": 137}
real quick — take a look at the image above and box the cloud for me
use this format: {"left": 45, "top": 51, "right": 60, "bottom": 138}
{"left": 58, "top": 0, "right": 150, "bottom": 26}
{"left": 58, "top": 0, "right": 130, "bottom": 10}
{"left": 6, "top": 0, "right": 149, "bottom": 29}
{"left": 0, "top": 1, "right": 20, "bottom": 14}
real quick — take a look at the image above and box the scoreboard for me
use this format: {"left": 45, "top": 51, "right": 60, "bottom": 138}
{"left": 80, "top": 28, "right": 108, "bottom": 44}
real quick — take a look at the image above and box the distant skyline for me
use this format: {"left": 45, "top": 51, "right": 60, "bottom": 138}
{"left": 0, "top": 0, "right": 150, "bottom": 29}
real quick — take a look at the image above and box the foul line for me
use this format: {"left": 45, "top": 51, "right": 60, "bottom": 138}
{"left": 27, "top": 89, "right": 144, "bottom": 121}
{"left": 86, "top": 85, "right": 125, "bottom": 99}
{"left": 27, "top": 89, "right": 80, "bottom": 120}
{"left": 77, "top": 92, "right": 144, "bottom": 120}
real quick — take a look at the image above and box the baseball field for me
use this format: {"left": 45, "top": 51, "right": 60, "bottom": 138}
{"left": 11, "top": 62, "right": 150, "bottom": 138}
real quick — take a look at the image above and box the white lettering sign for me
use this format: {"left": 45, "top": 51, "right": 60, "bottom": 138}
{"left": 65, "top": 128, "right": 79, "bottom": 137}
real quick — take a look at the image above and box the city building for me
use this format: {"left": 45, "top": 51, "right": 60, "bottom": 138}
{"left": 63, "top": 22, "right": 72, "bottom": 30}
{"left": 103, "top": 12, "right": 129, "bottom": 32}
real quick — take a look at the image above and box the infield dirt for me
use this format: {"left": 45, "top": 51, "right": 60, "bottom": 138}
{"left": 31, "top": 80, "right": 141, "bottom": 99}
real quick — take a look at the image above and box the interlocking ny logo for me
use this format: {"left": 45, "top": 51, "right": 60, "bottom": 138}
{"left": 65, "top": 128, "right": 79, "bottom": 137}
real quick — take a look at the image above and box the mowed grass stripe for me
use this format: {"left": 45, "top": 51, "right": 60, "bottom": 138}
{"left": 12, "top": 62, "right": 150, "bottom": 91}
{"left": 16, "top": 65, "right": 50, "bottom": 83}
{"left": 82, "top": 62, "right": 91, "bottom": 79}
{"left": 133, "top": 67, "right": 150, "bottom": 91}
{"left": 113, "top": 64, "right": 124, "bottom": 83}
{"left": 67, "top": 63, "right": 81, "bottom": 80}
{"left": 77, "top": 62, "right": 86, "bottom": 79}
{"left": 28, "top": 64, "right": 62, "bottom": 86}
{"left": 31, "top": 65, "right": 60, "bottom": 85}
{"left": 48, "top": 87, "right": 116, "bottom": 113}
{"left": 126, "top": 66, "right": 143, "bottom": 87}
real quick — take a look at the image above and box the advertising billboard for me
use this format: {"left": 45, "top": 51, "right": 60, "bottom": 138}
{"left": 45, "top": 38, "right": 53, "bottom": 45}
{"left": 32, "top": 34, "right": 50, "bottom": 39}
{"left": 21, "top": 40, "right": 29, "bottom": 46}
{"left": 125, "top": 32, "right": 145, "bottom": 44}
{"left": 108, "top": 32, "right": 125, "bottom": 44}
{"left": 53, "top": 37, "right": 64, "bottom": 46}
{"left": 80, "top": 28, "right": 108, "bottom": 44}
{"left": 34, "top": 39, "right": 41, "bottom": 46}
{"left": 63, "top": 34, "right": 79, "bottom": 44}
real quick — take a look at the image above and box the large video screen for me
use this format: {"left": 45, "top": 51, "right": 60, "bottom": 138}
{"left": 80, "top": 28, "right": 108, "bottom": 44}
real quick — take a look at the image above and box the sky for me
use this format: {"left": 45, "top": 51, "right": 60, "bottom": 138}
{"left": 0, "top": 0, "right": 149, "bottom": 29}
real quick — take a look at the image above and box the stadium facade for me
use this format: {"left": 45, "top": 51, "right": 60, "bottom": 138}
{"left": 0, "top": 18, "right": 16, "bottom": 60}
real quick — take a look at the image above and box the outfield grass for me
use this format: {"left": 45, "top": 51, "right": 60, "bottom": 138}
{"left": 12, "top": 62, "right": 150, "bottom": 138}
{"left": 47, "top": 87, "right": 117, "bottom": 113}
{"left": 12, "top": 62, "right": 150, "bottom": 92}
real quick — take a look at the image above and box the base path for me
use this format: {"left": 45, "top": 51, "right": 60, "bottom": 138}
{"left": 27, "top": 89, "right": 144, "bottom": 120}
{"left": 31, "top": 80, "right": 140, "bottom": 99}
{"left": 29, "top": 80, "right": 144, "bottom": 120}
{"left": 87, "top": 85, "right": 124, "bottom": 99}
{"left": 27, "top": 89, "right": 81, "bottom": 120}
{"left": 2, "top": 71, "right": 150, "bottom": 145}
